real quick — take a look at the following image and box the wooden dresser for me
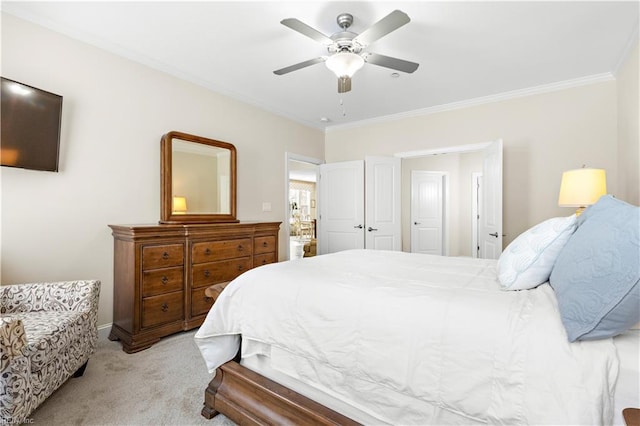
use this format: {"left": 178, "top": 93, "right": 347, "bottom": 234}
{"left": 108, "top": 221, "right": 280, "bottom": 353}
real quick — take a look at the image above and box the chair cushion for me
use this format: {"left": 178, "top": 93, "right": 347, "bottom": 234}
{"left": 10, "top": 310, "right": 88, "bottom": 372}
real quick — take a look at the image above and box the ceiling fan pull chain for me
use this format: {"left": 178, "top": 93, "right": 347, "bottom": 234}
{"left": 339, "top": 97, "right": 347, "bottom": 116}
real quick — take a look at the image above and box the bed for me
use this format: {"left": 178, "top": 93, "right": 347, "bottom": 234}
{"left": 194, "top": 196, "right": 639, "bottom": 425}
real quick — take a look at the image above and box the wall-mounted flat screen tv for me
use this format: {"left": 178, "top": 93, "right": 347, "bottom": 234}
{"left": 1, "top": 77, "right": 63, "bottom": 172}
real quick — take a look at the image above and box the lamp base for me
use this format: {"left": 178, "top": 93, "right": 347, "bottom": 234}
{"left": 575, "top": 206, "right": 586, "bottom": 216}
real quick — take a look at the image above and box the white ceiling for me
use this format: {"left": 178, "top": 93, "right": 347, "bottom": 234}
{"left": 3, "top": 1, "right": 638, "bottom": 130}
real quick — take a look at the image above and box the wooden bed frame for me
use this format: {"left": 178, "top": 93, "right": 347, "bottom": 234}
{"left": 201, "top": 359, "right": 360, "bottom": 426}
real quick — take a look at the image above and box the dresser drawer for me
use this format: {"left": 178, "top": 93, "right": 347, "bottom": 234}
{"left": 141, "top": 291, "right": 183, "bottom": 328}
{"left": 191, "top": 286, "right": 215, "bottom": 317}
{"left": 192, "top": 258, "right": 252, "bottom": 288}
{"left": 254, "top": 236, "right": 276, "bottom": 255}
{"left": 192, "top": 238, "right": 252, "bottom": 263}
{"left": 254, "top": 252, "right": 276, "bottom": 267}
{"left": 142, "top": 267, "right": 183, "bottom": 297}
{"left": 142, "top": 244, "right": 184, "bottom": 270}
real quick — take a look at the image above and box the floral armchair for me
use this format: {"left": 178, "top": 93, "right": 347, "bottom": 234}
{"left": 0, "top": 280, "right": 100, "bottom": 423}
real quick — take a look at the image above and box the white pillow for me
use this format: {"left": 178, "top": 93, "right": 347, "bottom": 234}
{"left": 498, "top": 215, "right": 577, "bottom": 290}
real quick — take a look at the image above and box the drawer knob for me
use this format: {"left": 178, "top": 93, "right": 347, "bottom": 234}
{"left": 204, "top": 270, "right": 210, "bottom": 278}
{"left": 237, "top": 245, "right": 244, "bottom": 251}
{"left": 261, "top": 259, "right": 267, "bottom": 265}
{"left": 204, "top": 248, "right": 211, "bottom": 255}
{"left": 204, "top": 296, "right": 212, "bottom": 302}
{"left": 237, "top": 265, "right": 244, "bottom": 271}
{"left": 161, "top": 276, "right": 169, "bottom": 285}
{"left": 262, "top": 241, "right": 268, "bottom": 247}
{"left": 161, "top": 303, "right": 169, "bottom": 312}
{"left": 162, "top": 252, "right": 169, "bottom": 260}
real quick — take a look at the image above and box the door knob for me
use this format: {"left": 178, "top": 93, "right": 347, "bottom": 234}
{"left": 368, "top": 227, "right": 378, "bottom": 232}
{"left": 414, "top": 222, "right": 421, "bottom": 225}
{"left": 354, "top": 224, "right": 363, "bottom": 229}
{"left": 489, "top": 232, "right": 499, "bottom": 238}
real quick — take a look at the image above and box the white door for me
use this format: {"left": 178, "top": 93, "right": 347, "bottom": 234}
{"left": 365, "top": 156, "right": 401, "bottom": 251}
{"left": 318, "top": 161, "right": 365, "bottom": 254}
{"left": 411, "top": 171, "right": 445, "bottom": 255}
{"left": 479, "top": 140, "right": 503, "bottom": 259}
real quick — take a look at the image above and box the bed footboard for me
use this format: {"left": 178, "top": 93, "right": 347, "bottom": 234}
{"left": 202, "top": 360, "right": 360, "bottom": 425}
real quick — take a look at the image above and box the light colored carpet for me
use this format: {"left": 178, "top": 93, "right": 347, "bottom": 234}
{"left": 29, "top": 330, "right": 235, "bottom": 426}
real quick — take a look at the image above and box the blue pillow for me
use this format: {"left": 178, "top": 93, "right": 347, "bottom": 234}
{"left": 550, "top": 195, "right": 640, "bottom": 342}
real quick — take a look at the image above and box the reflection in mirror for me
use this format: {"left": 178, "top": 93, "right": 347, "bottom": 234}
{"left": 172, "top": 140, "right": 231, "bottom": 214}
{"left": 160, "top": 131, "right": 237, "bottom": 223}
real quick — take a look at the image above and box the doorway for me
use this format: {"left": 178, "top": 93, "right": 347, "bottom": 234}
{"left": 285, "top": 153, "right": 322, "bottom": 260}
{"left": 397, "top": 140, "right": 502, "bottom": 259}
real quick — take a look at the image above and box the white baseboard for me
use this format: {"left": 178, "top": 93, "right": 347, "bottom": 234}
{"left": 97, "top": 323, "right": 112, "bottom": 341}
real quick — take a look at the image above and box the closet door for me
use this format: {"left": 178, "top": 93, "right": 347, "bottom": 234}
{"left": 478, "top": 140, "right": 503, "bottom": 259}
{"left": 365, "top": 156, "right": 401, "bottom": 251}
{"left": 318, "top": 161, "right": 365, "bottom": 255}
{"left": 318, "top": 157, "right": 401, "bottom": 255}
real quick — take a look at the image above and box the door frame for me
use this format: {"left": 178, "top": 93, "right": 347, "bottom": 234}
{"left": 284, "top": 152, "right": 323, "bottom": 260}
{"left": 471, "top": 172, "right": 482, "bottom": 258}
{"left": 395, "top": 142, "right": 493, "bottom": 159}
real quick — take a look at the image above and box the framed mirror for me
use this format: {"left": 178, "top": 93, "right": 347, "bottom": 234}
{"left": 160, "top": 131, "right": 237, "bottom": 223}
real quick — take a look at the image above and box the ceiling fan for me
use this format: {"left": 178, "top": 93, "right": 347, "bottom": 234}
{"left": 273, "top": 10, "right": 419, "bottom": 93}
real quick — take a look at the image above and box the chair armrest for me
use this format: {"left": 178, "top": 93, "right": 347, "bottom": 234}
{"left": 0, "top": 316, "right": 27, "bottom": 366}
{"left": 0, "top": 280, "right": 101, "bottom": 314}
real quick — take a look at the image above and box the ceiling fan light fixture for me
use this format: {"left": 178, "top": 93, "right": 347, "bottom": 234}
{"left": 325, "top": 52, "right": 365, "bottom": 78}
{"left": 337, "top": 76, "right": 352, "bottom": 93}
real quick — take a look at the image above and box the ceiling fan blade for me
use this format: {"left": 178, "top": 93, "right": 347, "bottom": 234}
{"left": 273, "top": 57, "right": 326, "bottom": 75}
{"left": 281, "top": 18, "right": 333, "bottom": 45}
{"left": 364, "top": 52, "right": 419, "bottom": 73}
{"left": 353, "top": 10, "right": 410, "bottom": 46}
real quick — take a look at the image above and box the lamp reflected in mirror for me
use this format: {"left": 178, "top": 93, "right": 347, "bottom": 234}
{"left": 558, "top": 167, "right": 607, "bottom": 215}
{"left": 172, "top": 196, "right": 187, "bottom": 214}
{"left": 0, "top": 148, "right": 19, "bottom": 166}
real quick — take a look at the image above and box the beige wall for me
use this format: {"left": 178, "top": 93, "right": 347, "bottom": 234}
{"left": 1, "top": 13, "right": 637, "bottom": 331}
{"left": 0, "top": 14, "right": 324, "bottom": 327}
{"left": 326, "top": 81, "right": 619, "bottom": 248}
{"left": 617, "top": 42, "right": 640, "bottom": 205}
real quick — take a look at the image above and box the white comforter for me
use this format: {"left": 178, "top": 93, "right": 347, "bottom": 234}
{"left": 195, "top": 249, "right": 618, "bottom": 425}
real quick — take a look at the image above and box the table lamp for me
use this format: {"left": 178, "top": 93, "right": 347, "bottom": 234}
{"left": 558, "top": 167, "right": 607, "bottom": 215}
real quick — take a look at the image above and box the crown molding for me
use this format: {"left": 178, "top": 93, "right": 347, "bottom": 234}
{"left": 325, "top": 73, "right": 616, "bottom": 133}
{"left": 614, "top": 22, "right": 639, "bottom": 77}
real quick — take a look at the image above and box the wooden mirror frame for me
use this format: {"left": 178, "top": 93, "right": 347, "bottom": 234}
{"left": 160, "top": 131, "right": 238, "bottom": 224}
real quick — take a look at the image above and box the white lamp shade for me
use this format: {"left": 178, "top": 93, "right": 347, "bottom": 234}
{"left": 558, "top": 168, "right": 607, "bottom": 207}
{"left": 172, "top": 196, "right": 188, "bottom": 213}
{"left": 325, "top": 52, "right": 365, "bottom": 78}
